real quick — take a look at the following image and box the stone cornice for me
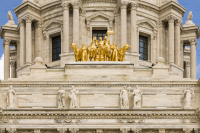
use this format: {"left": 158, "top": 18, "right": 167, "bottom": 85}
{"left": 137, "top": 1, "right": 159, "bottom": 14}
{"left": 182, "top": 25, "right": 200, "bottom": 39}
{"left": 41, "top": 1, "right": 62, "bottom": 14}
{"left": 0, "top": 25, "right": 19, "bottom": 39}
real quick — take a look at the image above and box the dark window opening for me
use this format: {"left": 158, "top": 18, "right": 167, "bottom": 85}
{"left": 52, "top": 35, "right": 61, "bottom": 62}
{"left": 139, "top": 35, "right": 148, "bottom": 61}
{"left": 92, "top": 30, "right": 107, "bottom": 41}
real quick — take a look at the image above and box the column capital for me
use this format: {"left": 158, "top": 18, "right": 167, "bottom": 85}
{"left": 57, "top": 128, "right": 68, "bottom": 133}
{"left": 130, "top": 2, "right": 138, "bottom": 10}
{"left": 189, "top": 38, "right": 197, "bottom": 45}
{"left": 69, "top": 128, "right": 79, "bottom": 133}
{"left": 4, "top": 37, "right": 11, "bottom": 45}
{"left": 114, "top": 10, "right": 118, "bottom": 16}
{"left": 120, "top": 128, "right": 130, "bottom": 133}
{"left": 62, "top": 2, "right": 70, "bottom": 10}
{"left": 183, "top": 128, "right": 193, "bottom": 133}
{"left": 35, "top": 20, "right": 42, "bottom": 29}
{"left": 185, "top": 61, "right": 190, "bottom": 67}
{"left": 43, "top": 31, "right": 47, "bottom": 40}
{"left": 34, "top": 129, "right": 40, "bottom": 133}
{"left": 175, "top": 19, "right": 182, "bottom": 26}
{"left": 18, "top": 19, "right": 25, "bottom": 27}
{"left": 10, "top": 61, "right": 16, "bottom": 67}
{"left": 24, "top": 15, "right": 33, "bottom": 23}
{"left": 80, "top": 10, "right": 86, "bottom": 17}
{"left": 120, "top": 1, "right": 128, "bottom": 9}
{"left": 131, "top": 128, "right": 142, "bottom": 133}
{"left": 96, "top": 129, "right": 103, "bottom": 133}
{"left": 72, "top": 1, "right": 80, "bottom": 9}
{"left": 166, "top": 15, "right": 176, "bottom": 23}
{"left": 7, "top": 128, "right": 17, "bottom": 133}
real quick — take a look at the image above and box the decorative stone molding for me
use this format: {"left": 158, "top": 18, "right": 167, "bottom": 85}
{"left": 35, "top": 21, "right": 42, "bottom": 29}
{"left": 83, "top": 0, "right": 116, "bottom": 3}
{"left": 164, "top": 15, "right": 176, "bottom": 22}
{"left": 7, "top": 128, "right": 17, "bottom": 133}
{"left": 4, "top": 37, "right": 11, "bottom": 45}
{"left": 42, "top": 31, "right": 47, "bottom": 40}
{"left": 185, "top": 61, "right": 190, "bottom": 67}
{"left": 24, "top": 15, "right": 33, "bottom": 23}
{"left": 18, "top": 19, "right": 25, "bottom": 27}
{"left": 130, "top": 2, "right": 138, "bottom": 10}
{"left": 175, "top": 19, "right": 182, "bottom": 27}
{"left": 0, "top": 107, "right": 3, "bottom": 114}
{"left": 72, "top": 1, "right": 80, "bottom": 9}
{"left": 183, "top": 128, "right": 193, "bottom": 133}
{"left": 34, "top": 129, "right": 40, "bottom": 133}
{"left": 131, "top": 128, "right": 142, "bottom": 133}
{"left": 120, "top": 1, "right": 128, "bottom": 9}
{"left": 69, "top": 128, "right": 79, "bottom": 133}
{"left": 189, "top": 38, "right": 197, "bottom": 46}
{"left": 10, "top": 61, "right": 16, "bottom": 67}
{"left": 62, "top": 2, "right": 70, "bottom": 10}
{"left": 120, "top": 128, "right": 130, "bottom": 133}
{"left": 57, "top": 128, "right": 68, "bottom": 133}
{"left": 96, "top": 129, "right": 103, "bottom": 133}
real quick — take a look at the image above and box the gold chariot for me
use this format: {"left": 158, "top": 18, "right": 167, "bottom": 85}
{"left": 70, "top": 30, "right": 130, "bottom": 62}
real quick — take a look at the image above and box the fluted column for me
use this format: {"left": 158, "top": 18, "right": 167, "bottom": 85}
{"left": 35, "top": 21, "right": 43, "bottom": 58}
{"left": 185, "top": 61, "right": 190, "bottom": 78}
{"left": 19, "top": 19, "right": 26, "bottom": 66}
{"left": 190, "top": 38, "right": 197, "bottom": 80}
{"left": 57, "top": 128, "right": 67, "bottom": 133}
{"left": 24, "top": 15, "right": 33, "bottom": 64}
{"left": 175, "top": 19, "right": 182, "bottom": 66}
{"left": 62, "top": 2, "right": 70, "bottom": 53}
{"left": 130, "top": 2, "right": 138, "bottom": 53}
{"left": 4, "top": 37, "right": 11, "bottom": 80}
{"left": 10, "top": 61, "right": 16, "bottom": 78}
{"left": 69, "top": 128, "right": 79, "bottom": 133}
{"left": 131, "top": 128, "right": 142, "bottom": 133}
{"left": 168, "top": 16, "right": 175, "bottom": 64}
{"left": 73, "top": 1, "right": 80, "bottom": 45}
{"left": 120, "top": 1, "right": 127, "bottom": 47}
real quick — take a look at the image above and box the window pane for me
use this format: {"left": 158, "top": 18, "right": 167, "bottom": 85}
{"left": 139, "top": 35, "right": 148, "bottom": 61}
{"left": 52, "top": 35, "right": 61, "bottom": 62}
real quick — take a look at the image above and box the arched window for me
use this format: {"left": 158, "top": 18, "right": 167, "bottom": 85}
{"left": 139, "top": 35, "right": 148, "bottom": 61}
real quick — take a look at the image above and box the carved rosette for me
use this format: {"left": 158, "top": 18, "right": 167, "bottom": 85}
{"left": 24, "top": 15, "right": 33, "bottom": 23}
{"left": 120, "top": 1, "right": 127, "bottom": 9}
{"left": 57, "top": 128, "right": 68, "bottom": 133}
{"left": 72, "top": 1, "right": 80, "bottom": 9}
{"left": 62, "top": 2, "right": 70, "bottom": 10}
{"left": 131, "top": 128, "right": 142, "bottom": 133}
{"left": 69, "top": 128, "right": 79, "bottom": 133}
{"left": 10, "top": 61, "right": 16, "bottom": 67}
{"left": 130, "top": 2, "right": 138, "bottom": 10}
{"left": 120, "top": 128, "right": 130, "bottom": 133}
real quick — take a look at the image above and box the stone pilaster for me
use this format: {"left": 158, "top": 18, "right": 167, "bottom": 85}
{"left": 131, "top": 128, "right": 142, "bottom": 133}
{"left": 35, "top": 20, "right": 43, "bottom": 58}
{"left": 120, "top": 128, "right": 130, "bottom": 133}
{"left": 3, "top": 37, "right": 11, "bottom": 80}
{"left": 185, "top": 61, "right": 190, "bottom": 78}
{"left": 180, "top": 40, "right": 184, "bottom": 68}
{"left": 130, "top": 2, "right": 138, "bottom": 54}
{"left": 34, "top": 129, "right": 40, "bottom": 133}
{"left": 120, "top": 1, "right": 127, "bottom": 47}
{"left": 19, "top": 19, "right": 26, "bottom": 66}
{"left": 175, "top": 19, "right": 182, "bottom": 66}
{"left": 10, "top": 61, "right": 16, "bottom": 78}
{"left": 69, "top": 128, "right": 79, "bottom": 133}
{"left": 189, "top": 38, "right": 197, "bottom": 80}
{"left": 168, "top": 15, "right": 175, "bottom": 64}
{"left": 72, "top": 1, "right": 80, "bottom": 45}
{"left": 61, "top": 2, "right": 70, "bottom": 53}
{"left": 57, "top": 128, "right": 68, "bottom": 133}
{"left": 24, "top": 15, "right": 33, "bottom": 64}
{"left": 157, "top": 20, "right": 163, "bottom": 59}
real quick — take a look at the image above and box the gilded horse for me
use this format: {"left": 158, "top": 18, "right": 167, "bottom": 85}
{"left": 118, "top": 44, "right": 130, "bottom": 61}
{"left": 70, "top": 43, "right": 81, "bottom": 62}
{"left": 103, "top": 36, "right": 112, "bottom": 61}
{"left": 89, "top": 37, "right": 97, "bottom": 61}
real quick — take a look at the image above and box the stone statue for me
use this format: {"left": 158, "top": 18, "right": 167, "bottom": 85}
{"left": 6, "top": 11, "right": 16, "bottom": 26}
{"left": 120, "top": 86, "right": 130, "bottom": 108}
{"left": 183, "top": 86, "right": 194, "bottom": 108}
{"left": 7, "top": 85, "right": 16, "bottom": 108}
{"left": 7, "top": 11, "right": 13, "bottom": 21}
{"left": 58, "top": 86, "right": 66, "bottom": 108}
{"left": 185, "top": 11, "right": 195, "bottom": 25}
{"left": 132, "top": 85, "right": 142, "bottom": 108}
{"left": 68, "top": 86, "right": 79, "bottom": 108}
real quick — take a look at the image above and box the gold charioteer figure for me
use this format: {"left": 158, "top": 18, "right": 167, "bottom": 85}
{"left": 70, "top": 30, "right": 130, "bottom": 62}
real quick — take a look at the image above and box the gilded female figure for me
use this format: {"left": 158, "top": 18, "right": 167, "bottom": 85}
{"left": 80, "top": 44, "right": 89, "bottom": 61}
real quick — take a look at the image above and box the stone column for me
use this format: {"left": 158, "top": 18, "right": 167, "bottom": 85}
{"left": 130, "top": 2, "right": 138, "bottom": 53}
{"left": 180, "top": 40, "right": 184, "bottom": 68}
{"left": 131, "top": 128, "right": 142, "bottom": 133}
{"left": 157, "top": 20, "right": 163, "bottom": 59}
{"left": 185, "top": 61, "right": 190, "bottom": 78}
{"left": 10, "top": 61, "right": 16, "bottom": 78}
{"left": 24, "top": 15, "right": 33, "bottom": 64}
{"left": 190, "top": 38, "right": 197, "bottom": 80}
{"left": 57, "top": 128, "right": 67, "bottom": 133}
{"left": 120, "top": 1, "right": 127, "bottom": 47}
{"left": 4, "top": 37, "right": 11, "bottom": 80}
{"left": 159, "top": 129, "right": 165, "bottom": 133}
{"left": 69, "top": 128, "right": 79, "bottom": 133}
{"left": 73, "top": 1, "right": 80, "bottom": 45}
{"left": 19, "top": 19, "right": 26, "bottom": 66}
{"left": 151, "top": 31, "right": 157, "bottom": 63}
{"left": 175, "top": 19, "right": 182, "bottom": 66}
{"left": 168, "top": 16, "right": 175, "bottom": 64}
{"left": 62, "top": 2, "right": 70, "bottom": 53}
{"left": 114, "top": 11, "right": 118, "bottom": 46}
{"left": 35, "top": 21, "right": 43, "bottom": 58}
{"left": 34, "top": 129, "right": 40, "bottom": 133}
{"left": 183, "top": 128, "right": 193, "bottom": 133}
{"left": 120, "top": 128, "right": 130, "bottom": 133}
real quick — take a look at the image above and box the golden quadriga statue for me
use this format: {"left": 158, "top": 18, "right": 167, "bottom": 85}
{"left": 70, "top": 30, "right": 130, "bottom": 62}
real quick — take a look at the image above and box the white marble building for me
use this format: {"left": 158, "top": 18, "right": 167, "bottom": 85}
{"left": 0, "top": 0, "right": 200, "bottom": 132}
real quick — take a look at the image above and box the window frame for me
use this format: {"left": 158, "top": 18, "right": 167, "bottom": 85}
{"left": 52, "top": 35, "right": 61, "bottom": 62}
{"left": 92, "top": 30, "right": 107, "bottom": 41}
{"left": 139, "top": 35, "right": 148, "bottom": 61}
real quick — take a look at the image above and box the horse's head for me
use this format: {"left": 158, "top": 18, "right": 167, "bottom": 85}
{"left": 122, "top": 44, "right": 130, "bottom": 51}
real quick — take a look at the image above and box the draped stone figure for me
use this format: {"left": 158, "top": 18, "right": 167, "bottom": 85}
{"left": 132, "top": 85, "right": 142, "bottom": 108}
{"left": 7, "top": 85, "right": 16, "bottom": 108}
{"left": 68, "top": 86, "right": 79, "bottom": 108}
{"left": 58, "top": 86, "right": 66, "bottom": 108}
{"left": 120, "top": 86, "right": 129, "bottom": 108}
{"left": 183, "top": 86, "right": 194, "bottom": 108}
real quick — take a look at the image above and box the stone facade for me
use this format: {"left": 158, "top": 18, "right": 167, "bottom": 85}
{"left": 0, "top": 0, "right": 200, "bottom": 132}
